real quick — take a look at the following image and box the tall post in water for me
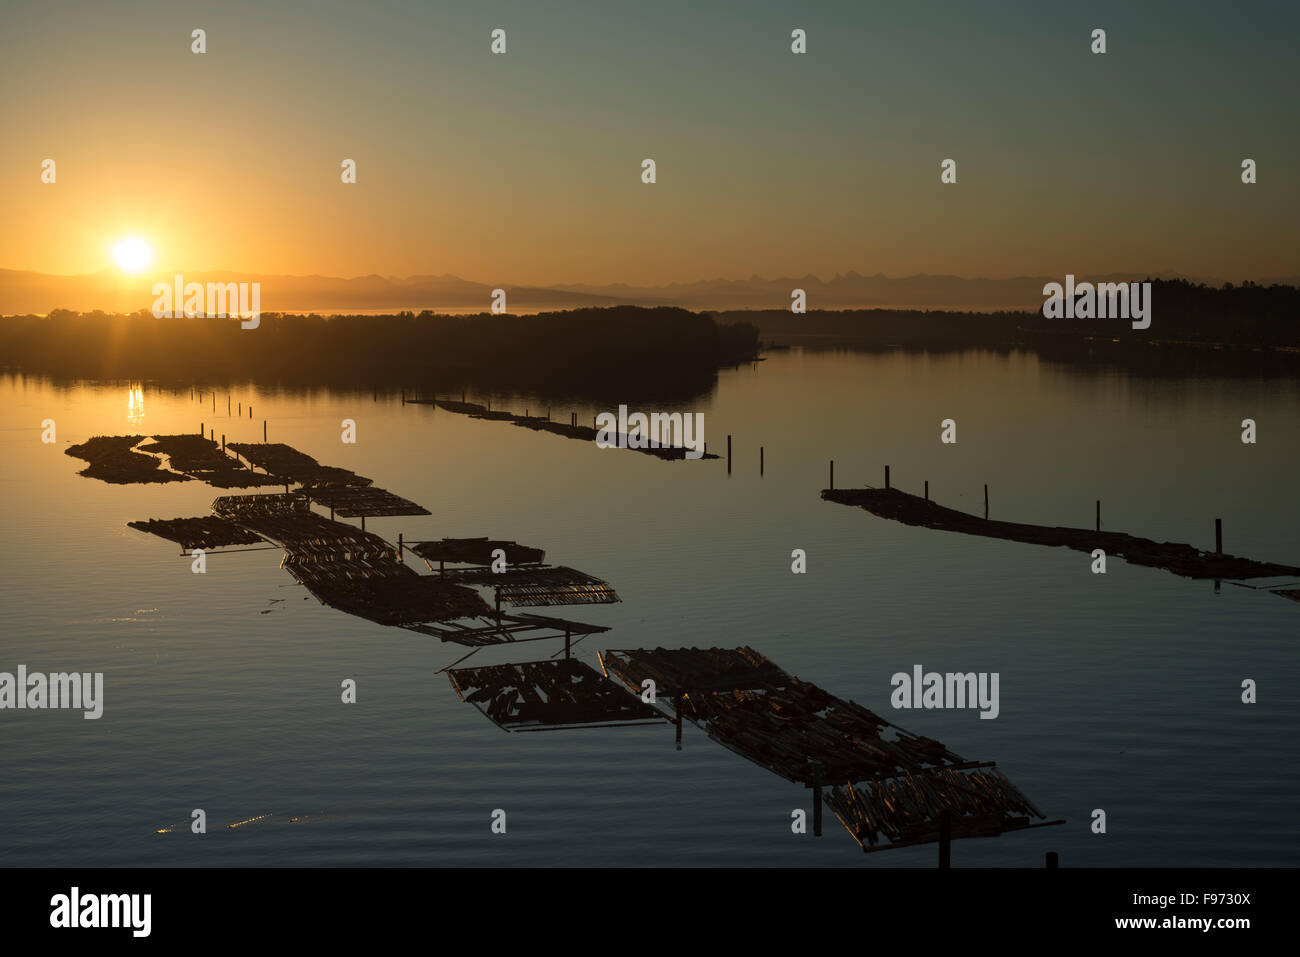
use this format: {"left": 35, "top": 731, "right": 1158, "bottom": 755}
{"left": 811, "top": 763, "right": 823, "bottom": 837}
{"left": 674, "top": 695, "right": 682, "bottom": 750}
{"left": 228, "top": 395, "right": 231, "bottom": 415}
{"left": 727, "top": 434, "right": 732, "bottom": 475}
{"left": 200, "top": 421, "right": 204, "bottom": 437}
{"left": 1096, "top": 500, "right": 1101, "bottom": 531}
{"left": 885, "top": 465, "right": 890, "bottom": 489}
{"left": 249, "top": 406, "right": 252, "bottom": 419}
{"left": 1215, "top": 518, "right": 1223, "bottom": 554}
{"left": 221, "top": 433, "right": 225, "bottom": 452}
{"left": 938, "top": 809, "right": 952, "bottom": 868}
{"left": 984, "top": 484, "right": 989, "bottom": 520}
{"left": 829, "top": 460, "right": 834, "bottom": 490}
{"left": 760, "top": 446, "right": 764, "bottom": 476}
{"left": 398, "top": 533, "right": 403, "bottom": 560}
{"left": 263, "top": 420, "right": 267, "bottom": 441}
{"left": 924, "top": 480, "right": 929, "bottom": 500}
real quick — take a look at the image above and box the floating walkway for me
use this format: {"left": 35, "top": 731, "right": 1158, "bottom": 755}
{"left": 823, "top": 485, "right": 1300, "bottom": 584}
{"left": 405, "top": 397, "right": 719, "bottom": 461}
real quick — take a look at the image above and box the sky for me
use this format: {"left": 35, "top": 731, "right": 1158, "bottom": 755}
{"left": 1, "top": 0, "right": 1297, "bottom": 286}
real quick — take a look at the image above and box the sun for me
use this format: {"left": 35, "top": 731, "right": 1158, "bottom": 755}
{"left": 112, "top": 237, "right": 153, "bottom": 273}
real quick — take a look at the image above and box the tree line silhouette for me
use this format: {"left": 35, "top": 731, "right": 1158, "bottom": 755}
{"left": 0, "top": 306, "right": 760, "bottom": 403}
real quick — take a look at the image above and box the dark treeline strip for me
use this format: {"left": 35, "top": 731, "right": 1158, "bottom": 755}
{"left": 0, "top": 306, "right": 759, "bottom": 403}
{"left": 719, "top": 280, "right": 1300, "bottom": 354}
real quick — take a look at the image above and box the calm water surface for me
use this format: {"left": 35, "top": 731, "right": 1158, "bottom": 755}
{"left": 1, "top": 349, "right": 1297, "bottom": 867}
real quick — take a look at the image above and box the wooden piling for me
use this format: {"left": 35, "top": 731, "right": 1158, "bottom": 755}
{"left": 238, "top": 402, "right": 241, "bottom": 415}
{"left": 984, "top": 484, "right": 989, "bottom": 520}
{"left": 760, "top": 446, "right": 764, "bottom": 476}
{"left": 924, "top": 480, "right": 929, "bottom": 500}
{"left": 829, "top": 459, "right": 834, "bottom": 490}
{"left": 401, "top": 389, "right": 406, "bottom": 406}
{"left": 200, "top": 421, "right": 204, "bottom": 437}
{"left": 885, "top": 465, "right": 890, "bottom": 489}
{"left": 674, "top": 695, "right": 682, "bottom": 750}
{"left": 727, "top": 434, "right": 732, "bottom": 474}
{"left": 812, "top": 764, "right": 822, "bottom": 837}
{"left": 221, "top": 433, "right": 225, "bottom": 452}
{"left": 227, "top": 395, "right": 231, "bottom": 415}
{"left": 1215, "top": 518, "right": 1223, "bottom": 554}
{"left": 248, "top": 405, "right": 252, "bottom": 419}
{"left": 263, "top": 420, "right": 267, "bottom": 441}
{"left": 398, "top": 533, "right": 403, "bottom": 559}
{"left": 938, "top": 809, "right": 951, "bottom": 868}
{"left": 1096, "top": 500, "right": 1101, "bottom": 532}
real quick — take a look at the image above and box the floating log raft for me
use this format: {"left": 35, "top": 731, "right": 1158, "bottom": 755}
{"left": 305, "top": 486, "right": 430, "bottom": 518}
{"left": 212, "top": 494, "right": 391, "bottom": 551}
{"left": 427, "top": 564, "right": 620, "bottom": 607}
{"left": 70, "top": 440, "right": 620, "bottom": 652}
{"left": 496, "top": 577, "right": 620, "bottom": 607}
{"left": 412, "top": 537, "right": 546, "bottom": 566}
{"left": 420, "top": 399, "right": 719, "bottom": 461}
{"left": 65, "top": 435, "right": 188, "bottom": 484}
{"left": 289, "top": 567, "right": 494, "bottom": 625}
{"left": 226, "top": 442, "right": 371, "bottom": 488}
{"left": 405, "top": 612, "right": 610, "bottom": 646}
{"left": 825, "top": 768, "right": 1060, "bottom": 853}
{"left": 447, "top": 658, "right": 667, "bottom": 731}
{"left": 601, "top": 647, "right": 970, "bottom": 785}
{"left": 823, "top": 486, "right": 1300, "bottom": 581}
{"left": 599, "top": 646, "right": 1059, "bottom": 854}
{"left": 136, "top": 435, "right": 284, "bottom": 488}
{"left": 211, "top": 492, "right": 311, "bottom": 517}
{"left": 127, "top": 516, "right": 265, "bottom": 551}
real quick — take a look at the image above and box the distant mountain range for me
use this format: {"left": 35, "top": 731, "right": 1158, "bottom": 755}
{"left": 3, "top": 268, "right": 1297, "bottom": 316}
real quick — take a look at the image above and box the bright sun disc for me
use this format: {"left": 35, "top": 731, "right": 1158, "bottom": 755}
{"left": 113, "top": 238, "right": 152, "bottom": 273}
